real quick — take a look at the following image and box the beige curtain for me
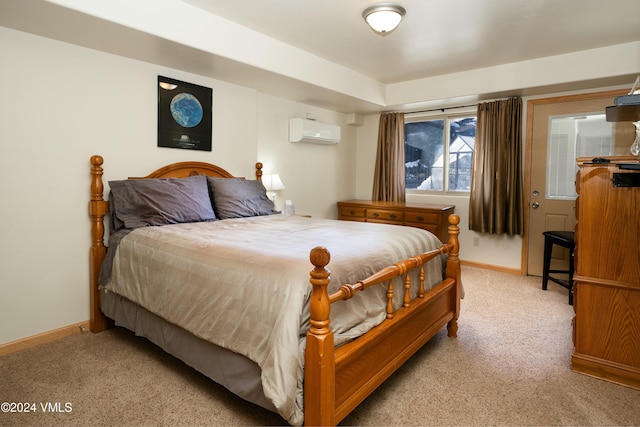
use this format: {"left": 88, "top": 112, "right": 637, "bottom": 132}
{"left": 372, "top": 112, "right": 406, "bottom": 202}
{"left": 469, "top": 98, "right": 523, "bottom": 235}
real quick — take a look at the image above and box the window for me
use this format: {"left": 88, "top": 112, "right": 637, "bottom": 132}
{"left": 405, "top": 115, "right": 476, "bottom": 193}
{"left": 547, "top": 113, "right": 614, "bottom": 199}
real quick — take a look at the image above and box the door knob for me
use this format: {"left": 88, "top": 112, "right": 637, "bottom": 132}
{"left": 532, "top": 202, "right": 540, "bottom": 209}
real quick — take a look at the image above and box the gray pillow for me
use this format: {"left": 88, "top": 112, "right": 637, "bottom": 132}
{"left": 109, "top": 174, "right": 216, "bottom": 229}
{"left": 207, "top": 177, "right": 279, "bottom": 219}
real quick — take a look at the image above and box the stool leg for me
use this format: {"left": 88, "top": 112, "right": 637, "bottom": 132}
{"left": 542, "top": 237, "right": 552, "bottom": 290}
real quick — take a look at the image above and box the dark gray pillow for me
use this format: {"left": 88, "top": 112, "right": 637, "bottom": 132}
{"left": 109, "top": 174, "right": 216, "bottom": 229}
{"left": 207, "top": 177, "right": 279, "bottom": 219}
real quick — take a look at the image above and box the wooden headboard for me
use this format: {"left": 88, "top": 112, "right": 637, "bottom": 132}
{"left": 88, "top": 155, "right": 264, "bottom": 332}
{"left": 131, "top": 160, "right": 262, "bottom": 180}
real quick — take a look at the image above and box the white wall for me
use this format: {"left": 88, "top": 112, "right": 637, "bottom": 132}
{"left": 0, "top": 26, "right": 355, "bottom": 345}
{"left": 256, "top": 94, "right": 356, "bottom": 218}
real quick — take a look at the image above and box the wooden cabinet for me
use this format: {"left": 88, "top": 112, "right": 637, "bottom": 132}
{"left": 337, "top": 200, "right": 455, "bottom": 243}
{"left": 572, "top": 157, "right": 640, "bottom": 390}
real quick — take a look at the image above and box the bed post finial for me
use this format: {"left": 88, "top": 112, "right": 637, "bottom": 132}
{"left": 309, "top": 246, "right": 331, "bottom": 336}
{"left": 255, "top": 162, "right": 263, "bottom": 181}
{"left": 89, "top": 155, "right": 106, "bottom": 249}
{"left": 89, "top": 155, "right": 110, "bottom": 332}
{"left": 447, "top": 214, "right": 460, "bottom": 258}
{"left": 305, "top": 246, "right": 336, "bottom": 426}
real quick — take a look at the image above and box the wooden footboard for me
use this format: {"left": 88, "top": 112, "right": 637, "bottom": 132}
{"left": 305, "top": 214, "right": 461, "bottom": 426}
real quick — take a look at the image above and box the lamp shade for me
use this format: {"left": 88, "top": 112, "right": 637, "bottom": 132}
{"left": 262, "top": 174, "right": 285, "bottom": 191}
{"left": 363, "top": 3, "right": 406, "bottom": 34}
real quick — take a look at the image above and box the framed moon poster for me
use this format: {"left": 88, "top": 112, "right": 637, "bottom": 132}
{"left": 157, "top": 76, "right": 212, "bottom": 151}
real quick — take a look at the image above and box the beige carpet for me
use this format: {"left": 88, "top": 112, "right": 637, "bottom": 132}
{"left": 1, "top": 266, "right": 639, "bottom": 426}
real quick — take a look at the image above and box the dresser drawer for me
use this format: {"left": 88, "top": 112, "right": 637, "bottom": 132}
{"left": 367, "top": 208, "right": 404, "bottom": 223}
{"left": 404, "top": 210, "right": 440, "bottom": 226}
{"left": 338, "top": 206, "right": 366, "bottom": 220}
{"left": 337, "top": 200, "right": 455, "bottom": 243}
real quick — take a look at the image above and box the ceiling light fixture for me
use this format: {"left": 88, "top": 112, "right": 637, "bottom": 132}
{"left": 362, "top": 3, "right": 406, "bottom": 35}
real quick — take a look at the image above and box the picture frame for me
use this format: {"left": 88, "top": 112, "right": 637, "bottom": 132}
{"left": 157, "top": 76, "right": 212, "bottom": 151}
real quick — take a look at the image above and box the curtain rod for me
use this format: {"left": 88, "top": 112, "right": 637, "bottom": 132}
{"left": 409, "top": 103, "right": 477, "bottom": 114}
{"left": 385, "top": 103, "right": 477, "bottom": 116}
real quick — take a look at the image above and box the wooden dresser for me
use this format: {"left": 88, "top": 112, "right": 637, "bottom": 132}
{"left": 337, "top": 200, "right": 455, "bottom": 243}
{"left": 572, "top": 157, "right": 640, "bottom": 390}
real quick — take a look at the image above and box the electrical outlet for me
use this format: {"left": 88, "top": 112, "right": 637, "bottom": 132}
{"left": 473, "top": 237, "right": 480, "bottom": 246}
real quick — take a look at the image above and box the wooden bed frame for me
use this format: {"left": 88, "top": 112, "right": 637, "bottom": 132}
{"left": 89, "top": 155, "right": 462, "bottom": 426}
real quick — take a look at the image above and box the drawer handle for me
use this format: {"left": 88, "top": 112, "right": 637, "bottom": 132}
{"left": 416, "top": 216, "right": 424, "bottom": 221}
{"left": 372, "top": 212, "right": 379, "bottom": 218}
{"left": 390, "top": 214, "right": 397, "bottom": 219}
{"left": 349, "top": 210, "right": 356, "bottom": 215}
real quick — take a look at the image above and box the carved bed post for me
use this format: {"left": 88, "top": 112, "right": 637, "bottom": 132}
{"left": 445, "top": 214, "right": 461, "bottom": 337}
{"left": 255, "top": 162, "right": 263, "bottom": 181}
{"left": 305, "top": 246, "right": 336, "bottom": 427}
{"left": 89, "top": 155, "right": 110, "bottom": 332}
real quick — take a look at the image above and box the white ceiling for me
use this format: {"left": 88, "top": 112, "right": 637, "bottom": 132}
{"left": 1, "top": 0, "right": 639, "bottom": 113}
{"left": 183, "top": 0, "right": 640, "bottom": 84}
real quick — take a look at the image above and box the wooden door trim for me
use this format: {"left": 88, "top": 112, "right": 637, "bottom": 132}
{"left": 522, "top": 89, "right": 628, "bottom": 276}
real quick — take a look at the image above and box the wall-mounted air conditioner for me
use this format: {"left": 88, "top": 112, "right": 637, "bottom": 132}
{"left": 289, "top": 118, "right": 341, "bottom": 145}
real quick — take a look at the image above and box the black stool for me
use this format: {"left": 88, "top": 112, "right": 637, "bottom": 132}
{"left": 542, "top": 231, "right": 575, "bottom": 305}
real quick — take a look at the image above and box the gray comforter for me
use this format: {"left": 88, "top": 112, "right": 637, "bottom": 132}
{"left": 101, "top": 215, "right": 444, "bottom": 425}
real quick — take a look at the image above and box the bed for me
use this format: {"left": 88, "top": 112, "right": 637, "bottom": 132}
{"left": 88, "top": 155, "right": 462, "bottom": 426}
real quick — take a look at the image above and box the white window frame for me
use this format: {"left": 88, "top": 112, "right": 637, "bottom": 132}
{"left": 405, "top": 108, "right": 476, "bottom": 196}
